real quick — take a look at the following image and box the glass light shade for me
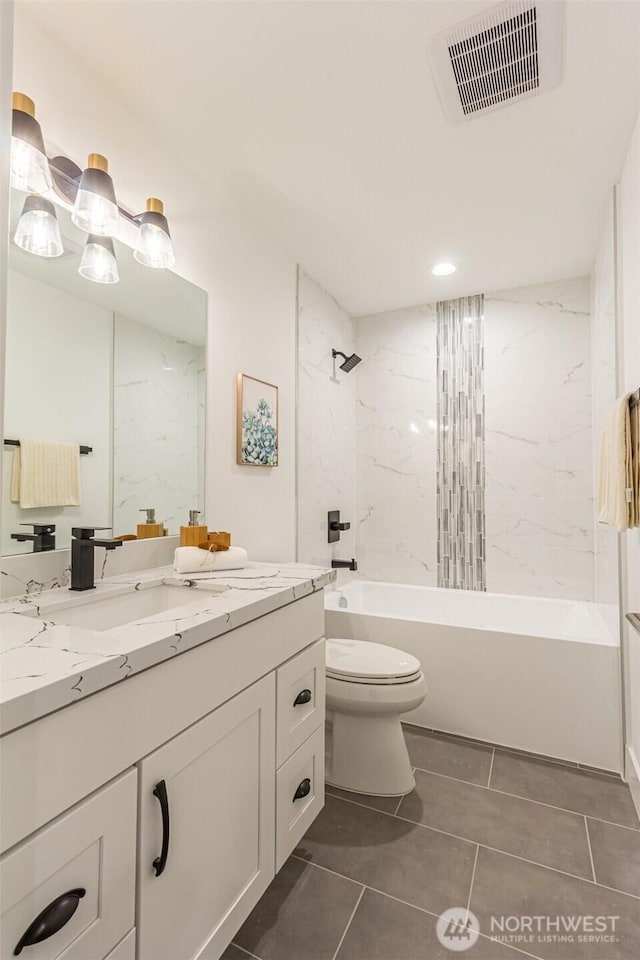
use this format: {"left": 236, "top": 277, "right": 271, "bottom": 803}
{"left": 79, "top": 235, "right": 119, "bottom": 284}
{"left": 72, "top": 159, "right": 119, "bottom": 236}
{"left": 11, "top": 95, "right": 52, "bottom": 194}
{"left": 134, "top": 220, "right": 175, "bottom": 269}
{"left": 10, "top": 136, "right": 52, "bottom": 194}
{"left": 14, "top": 195, "right": 63, "bottom": 258}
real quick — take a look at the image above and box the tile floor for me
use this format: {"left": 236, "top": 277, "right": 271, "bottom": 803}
{"left": 226, "top": 727, "right": 640, "bottom": 960}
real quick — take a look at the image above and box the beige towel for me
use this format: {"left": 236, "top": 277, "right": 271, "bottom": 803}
{"left": 10, "top": 440, "right": 80, "bottom": 509}
{"left": 598, "top": 392, "right": 638, "bottom": 531}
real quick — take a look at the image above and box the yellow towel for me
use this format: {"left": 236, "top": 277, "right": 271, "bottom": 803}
{"left": 598, "top": 392, "right": 638, "bottom": 531}
{"left": 10, "top": 440, "right": 80, "bottom": 509}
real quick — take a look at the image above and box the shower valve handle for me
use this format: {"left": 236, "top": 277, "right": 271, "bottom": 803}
{"left": 330, "top": 520, "right": 351, "bottom": 532}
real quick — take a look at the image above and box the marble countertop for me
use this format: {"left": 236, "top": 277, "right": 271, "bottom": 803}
{"left": 0, "top": 561, "right": 335, "bottom": 734}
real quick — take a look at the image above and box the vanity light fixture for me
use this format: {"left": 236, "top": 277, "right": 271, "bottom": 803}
{"left": 78, "top": 234, "right": 119, "bottom": 284}
{"left": 134, "top": 198, "right": 175, "bottom": 269}
{"left": 72, "top": 153, "right": 120, "bottom": 237}
{"left": 431, "top": 261, "right": 458, "bottom": 277}
{"left": 13, "top": 194, "right": 64, "bottom": 258}
{"left": 10, "top": 93, "right": 52, "bottom": 194}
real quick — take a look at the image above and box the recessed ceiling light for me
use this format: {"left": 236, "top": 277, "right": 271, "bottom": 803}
{"left": 431, "top": 261, "right": 457, "bottom": 277}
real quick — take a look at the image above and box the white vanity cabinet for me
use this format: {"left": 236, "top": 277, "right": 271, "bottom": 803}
{"left": 0, "top": 590, "right": 327, "bottom": 960}
{"left": 136, "top": 674, "right": 276, "bottom": 960}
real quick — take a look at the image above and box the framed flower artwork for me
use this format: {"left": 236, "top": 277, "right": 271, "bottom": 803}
{"left": 236, "top": 373, "right": 279, "bottom": 467}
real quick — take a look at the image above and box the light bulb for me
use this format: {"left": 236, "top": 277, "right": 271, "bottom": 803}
{"left": 79, "top": 235, "right": 119, "bottom": 284}
{"left": 134, "top": 198, "right": 175, "bottom": 269}
{"left": 14, "top": 195, "right": 63, "bottom": 258}
{"left": 10, "top": 93, "right": 52, "bottom": 194}
{"left": 72, "top": 153, "right": 119, "bottom": 236}
{"left": 431, "top": 262, "right": 457, "bottom": 277}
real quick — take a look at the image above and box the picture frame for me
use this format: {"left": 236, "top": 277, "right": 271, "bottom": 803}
{"left": 236, "top": 373, "right": 279, "bottom": 467}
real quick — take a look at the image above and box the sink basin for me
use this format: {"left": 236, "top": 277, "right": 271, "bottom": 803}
{"left": 41, "top": 583, "right": 227, "bottom": 631}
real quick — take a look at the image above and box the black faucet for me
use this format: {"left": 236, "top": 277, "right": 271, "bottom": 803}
{"left": 11, "top": 523, "right": 56, "bottom": 552}
{"left": 331, "top": 558, "right": 358, "bottom": 571}
{"left": 70, "top": 527, "right": 123, "bottom": 591}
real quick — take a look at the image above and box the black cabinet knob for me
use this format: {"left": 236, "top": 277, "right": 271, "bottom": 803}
{"left": 152, "top": 779, "right": 170, "bottom": 877}
{"left": 293, "top": 689, "right": 312, "bottom": 706}
{"left": 14, "top": 888, "right": 86, "bottom": 955}
{"left": 293, "top": 778, "right": 311, "bottom": 802}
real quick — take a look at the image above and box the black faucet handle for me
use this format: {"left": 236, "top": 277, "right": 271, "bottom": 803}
{"left": 20, "top": 522, "right": 56, "bottom": 534}
{"left": 72, "top": 526, "right": 112, "bottom": 540}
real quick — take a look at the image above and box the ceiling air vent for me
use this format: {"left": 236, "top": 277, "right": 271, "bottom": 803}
{"left": 428, "top": 0, "right": 563, "bottom": 123}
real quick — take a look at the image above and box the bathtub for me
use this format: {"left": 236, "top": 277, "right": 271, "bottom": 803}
{"left": 325, "top": 580, "right": 622, "bottom": 772}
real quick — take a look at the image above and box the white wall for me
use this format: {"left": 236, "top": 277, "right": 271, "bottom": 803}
{"left": 616, "top": 113, "right": 640, "bottom": 812}
{"left": 2, "top": 268, "right": 113, "bottom": 554}
{"left": 296, "top": 269, "right": 356, "bottom": 581}
{"left": 0, "top": 0, "right": 13, "bottom": 540}
{"left": 591, "top": 200, "right": 620, "bottom": 605}
{"left": 10, "top": 7, "right": 298, "bottom": 563}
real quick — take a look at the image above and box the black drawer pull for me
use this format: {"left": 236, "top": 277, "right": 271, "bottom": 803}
{"left": 293, "top": 688, "right": 312, "bottom": 707}
{"left": 14, "top": 888, "right": 86, "bottom": 955}
{"left": 152, "top": 779, "right": 170, "bottom": 877}
{"left": 293, "top": 778, "right": 311, "bottom": 802}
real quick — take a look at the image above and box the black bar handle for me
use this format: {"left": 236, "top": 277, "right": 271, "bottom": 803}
{"left": 293, "top": 778, "right": 311, "bottom": 802}
{"left": 14, "top": 888, "right": 86, "bottom": 955}
{"left": 293, "top": 688, "right": 312, "bottom": 707}
{"left": 152, "top": 779, "right": 170, "bottom": 877}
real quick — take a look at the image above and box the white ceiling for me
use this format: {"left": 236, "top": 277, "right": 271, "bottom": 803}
{"left": 17, "top": 0, "right": 640, "bottom": 316}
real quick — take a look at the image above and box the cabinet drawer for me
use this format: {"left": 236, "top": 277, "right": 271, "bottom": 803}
{"left": 276, "top": 639, "right": 325, "bottom": 765}
{"left": 1, "top": 770, "right": 136, "bottom": 960}
{"left": 276, "top": 725, "right": 325, "bottom": 871}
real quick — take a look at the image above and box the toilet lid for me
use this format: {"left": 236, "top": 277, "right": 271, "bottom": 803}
{"left": 326, "top": 638, "right": 421, "bottom": 682}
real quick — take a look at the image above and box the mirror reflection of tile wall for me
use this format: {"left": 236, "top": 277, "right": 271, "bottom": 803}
{"left": 2, "top": 193, "right": 207, "bottom": 556}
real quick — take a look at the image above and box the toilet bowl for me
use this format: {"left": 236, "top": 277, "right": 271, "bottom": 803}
{"left": 325, "top": 637, "right": 427, "bottom": 797}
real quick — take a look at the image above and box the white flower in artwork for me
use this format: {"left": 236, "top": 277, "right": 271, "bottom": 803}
{"left": 242, "top": 397, "right": 278, "bottom": 466}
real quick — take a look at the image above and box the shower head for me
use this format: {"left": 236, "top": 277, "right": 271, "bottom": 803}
{"left": 332, "top": 349, "right": 362, "bottom": 373}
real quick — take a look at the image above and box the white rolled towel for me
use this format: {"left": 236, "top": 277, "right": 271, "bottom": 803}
{"left": 173, "top": 545, "right": 248, "bottom": 574}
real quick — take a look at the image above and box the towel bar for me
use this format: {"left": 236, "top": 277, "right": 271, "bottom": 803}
{"left": 3, "top": 439, "right": 92, "bottom": 455}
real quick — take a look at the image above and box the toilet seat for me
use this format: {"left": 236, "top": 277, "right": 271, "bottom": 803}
{"left": 326, "top": 638, "right": 422, "bottom": 685}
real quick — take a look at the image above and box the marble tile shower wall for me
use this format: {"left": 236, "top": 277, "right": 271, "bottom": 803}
{"left": 296, "top": 269, "right": 357, "bottom": 574}
{"left": 354, "top": 277, "right": 595, "bottom": 600}
{"left": 113, "top": 314, "right": 205, "bottom": 538}
{"left": 355, "top": 305, "right": 438, "bottom": 585}
{"left": 484, "top": 277, "right": 594, "bottom": 600}
{"left": 297, "top": 271, "right": 595, "bottom": 601}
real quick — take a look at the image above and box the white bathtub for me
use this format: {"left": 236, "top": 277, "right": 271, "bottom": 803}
{"left": 325, "top": 581, "right": 622, "bottom": 772}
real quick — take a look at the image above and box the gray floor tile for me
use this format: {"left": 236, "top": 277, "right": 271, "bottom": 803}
{"left": 587, "top": 818, "right": 640, "bottom": 897}
{"left": 404, "top": 727, "right": 494, "bottom": 786}
{"left": 398, "top": 769, "right": 593, "bottom": 879}
{"left": 326, "top": 782, "right": 401, "bottom": 814}
{"left": 337, "top": 888, "right": 534, "bottom": 960}
{"left": 296, "top": 794, "right": 476, "bottom": 915}
{"left": 234, "top": 856, "right": 362, "bottom": 960}
{"left": 491, "top": 751, "right": 640, "bottom": 828}
{"left": 471, "top": 846, "right": 640, "bottom": 959}
{"left": 222, "top": 947, "right": 253, "bottom": 960}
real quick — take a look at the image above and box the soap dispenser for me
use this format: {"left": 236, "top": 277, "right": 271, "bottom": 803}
{"left": 180, "top": 509, "right": 208, "bottom": 547}
{"left": 137, "top": 508, "right": 163, "bottom": 539}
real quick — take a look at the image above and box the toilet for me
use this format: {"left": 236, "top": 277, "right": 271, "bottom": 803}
{"left": 325, "top": 637, "right": 427, "bottom": 797}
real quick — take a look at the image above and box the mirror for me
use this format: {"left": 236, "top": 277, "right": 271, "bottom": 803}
{"left": 3, "top": 189, "right": 207, "bottom": 556}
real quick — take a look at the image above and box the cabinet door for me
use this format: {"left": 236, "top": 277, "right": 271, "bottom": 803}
{"left": 137, "top": 674, "right": 276, "bottom": 960}
{"left": 0, "top": 770, "right": 136, "bottom": 960}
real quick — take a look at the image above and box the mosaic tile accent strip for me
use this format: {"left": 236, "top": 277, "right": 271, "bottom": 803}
{"left": 436, "top": 295, "right": 486, "bottom": 590}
